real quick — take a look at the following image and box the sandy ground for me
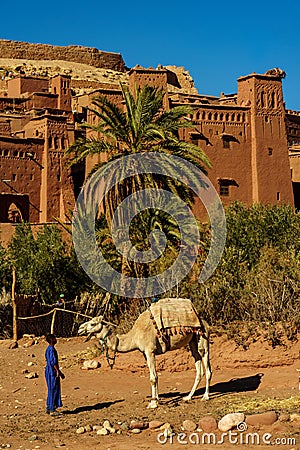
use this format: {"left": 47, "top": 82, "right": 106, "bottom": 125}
{"left": 0, "top": 333, "right": 300, "bottom": 450}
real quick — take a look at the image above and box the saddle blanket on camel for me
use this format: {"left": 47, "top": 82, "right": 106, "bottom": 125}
{"left": 149, "top": 298, "right": 202, "bottom": 338}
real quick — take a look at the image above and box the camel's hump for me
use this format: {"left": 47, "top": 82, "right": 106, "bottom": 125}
{"left": 150, "top": 298, "right": 200, "bottom": 330}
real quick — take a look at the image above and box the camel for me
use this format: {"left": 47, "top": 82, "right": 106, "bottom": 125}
{"left": 78, "top": 301, "right": 212, "bottom": 409}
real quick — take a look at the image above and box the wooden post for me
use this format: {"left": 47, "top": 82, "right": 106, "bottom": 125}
{"left": 71, "top": 312, "right": 79, "bottom": 335}
{"left": 12, "top": 267, "right": 17, "bottom": 341}
{"left": 50, "top": 308, "right": 57, "bottom": 334}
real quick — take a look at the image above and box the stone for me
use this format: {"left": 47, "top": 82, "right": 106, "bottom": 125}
{"left": 25, "top": 372, "right": 38, "bottom": 379}
{"left": 131, "top": 428, "right": 141, "bottom": 434}
{"left": 28, "top": 362, "right": 34, "bottom": 367}
{"left": 103, "top": 420, "right": 112, "bottom": 429}
{"left": 103, "top": 420, "right": 115, "bottom": 433}
{"left": 159, "top": 423, "right": 173, "bottom": 436}
{"left": 149, "top": 420, "right": 164, "bottom": 430}
{"left": 76, "top": 427, "right": 85, "bottom": 434}
{"left": 92, "top": 425, "right": 102, "bottom": 431}
{"left": 130, "top": 420, "right": 147, "bottom": 430}
{"left": 199, "top": 416, "right": 218, "bottom": 432}
{"left": 218, "top": 413, "right": 245, "bottom": 432}
{"left": 8, "top": 341, "right": 18, "bottom": 349}
{"left": 182, "top": 419, "right": 197, "bottom": 432}
{"left": 96, "top": 428, "right": 109, "bottom": 435}
{"left": 84, "top": 425, "right": 92, "bottom": 432}
{"left": 246, "top": 411, "right": 277, "bottom": 427}
{"left": 23, "top": 339, "right": 35, "bottom": 348}
{"left": 290, "top": 413, "right": 300, "bottom": 423}
{"left": 28, "top": 435, "right": 38, "bottom": 441}
{"left": 159, "top": 422, "right": 172, "bottom": 430}
{"left": 82, "top": 360, "right": 100, "bottom": 370}
{"left": 278, "top": 413, "right": 290, "bottom": 422}
{"left": 120, "top": 422, "right": 129, "bottom": 431}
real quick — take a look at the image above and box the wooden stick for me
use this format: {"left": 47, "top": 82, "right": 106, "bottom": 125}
{"left": 12, "top": 267, "right": 17, "bottom": 341}
{"left": 18, "top": 308, "right": 94, "bottom": 320}
{"left": 50, "top": 309, "right": 57, "bottom": 334}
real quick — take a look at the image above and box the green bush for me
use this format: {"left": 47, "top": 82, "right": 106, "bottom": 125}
{"left": 174, "top": 203, "right": 300, "bottom": 334}
{"left": 8, "top": 223, "right": 90, "bottom": 304}
{"left": 0, "top": 237, "right": 11, "bottom": 292}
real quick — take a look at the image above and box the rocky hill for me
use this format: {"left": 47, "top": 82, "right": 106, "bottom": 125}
{"left": 0, "top": 40, "right": 198, "bottom": 96}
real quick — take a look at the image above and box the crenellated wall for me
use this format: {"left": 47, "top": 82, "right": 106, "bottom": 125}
{"left": 0, "top": 40, "right": 126, "bottom": 72}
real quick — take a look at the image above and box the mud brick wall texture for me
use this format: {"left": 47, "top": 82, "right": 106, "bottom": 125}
{"left": 0, "top": 40, "right": 126, "bottom": 72}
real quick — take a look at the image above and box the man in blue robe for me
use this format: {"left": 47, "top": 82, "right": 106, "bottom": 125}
{"left": 45, "top": 334, "right": 65, "bottom": 416}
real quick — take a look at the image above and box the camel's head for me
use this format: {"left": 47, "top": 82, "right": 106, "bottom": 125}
{"left": 78, "top": 316, "right": 104, "bottom": 336}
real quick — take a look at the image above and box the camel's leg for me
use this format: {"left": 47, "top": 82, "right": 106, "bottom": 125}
{"left": 201, "top": 345, "right": 212, "bottom": 401}
{"left": 145, "top": 351, "right": 159, "bottom": 409}
{"left": 183, "top": 338, "right": 202, "bottom": 402}
{"left": 197, "top": 333, "right": 212, "bottom": 401}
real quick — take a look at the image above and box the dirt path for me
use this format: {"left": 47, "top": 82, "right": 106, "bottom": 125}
{"left": 0, "top": 335, "right": 299, "bottom": 450}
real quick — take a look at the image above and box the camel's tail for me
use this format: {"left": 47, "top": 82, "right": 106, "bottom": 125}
{"left": 199, "top": 318, "right": 210, "bottom": 341}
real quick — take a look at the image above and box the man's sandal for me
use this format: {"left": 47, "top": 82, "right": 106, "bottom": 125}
{"left": 50, "top": 411, "right": 63, "bottom": 417}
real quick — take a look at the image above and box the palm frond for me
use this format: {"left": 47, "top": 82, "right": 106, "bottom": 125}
{"left": 66, "top": 138, "right": 115, "bottom": 167}
{"left": 157, "top": 105, "right": 194, "bottom": 132}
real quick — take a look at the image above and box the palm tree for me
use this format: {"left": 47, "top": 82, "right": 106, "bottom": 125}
{"left": 67, "top": 84, "right": 210, "bottom": 220}
{"left": 66, "top": 84, "right": 211, "bottom": 294}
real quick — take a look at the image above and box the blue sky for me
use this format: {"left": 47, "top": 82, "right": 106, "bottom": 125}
{"left": 1, "top": 0, "right": 299, "bottom": 109}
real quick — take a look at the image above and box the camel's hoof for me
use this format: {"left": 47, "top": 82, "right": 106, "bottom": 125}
{"left": 182, "top": 396, "right": 191, "bottom": 402}
{"left": 147, "top": 400, "right": 158, "bottom": 409}
{"left": 201, "top": 395, "right": 209, "bottom": 401}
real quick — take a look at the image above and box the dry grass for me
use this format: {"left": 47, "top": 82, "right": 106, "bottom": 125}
{"left": 215, "top": 394, "right": 300, "bottom": 415}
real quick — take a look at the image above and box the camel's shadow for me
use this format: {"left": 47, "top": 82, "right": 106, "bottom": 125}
{"left": 63, "top": 399, "right": 124, "bottom": 414}
{"left": 208, "top": 373, "right": 264, "bottom": 398}
{"left": 159, "top": 373, "right": 264, "bottom": 404}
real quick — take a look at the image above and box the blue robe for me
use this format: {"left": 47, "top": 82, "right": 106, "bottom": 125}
{"left": 45, "top": 345, "right": 62, "bottom": 412}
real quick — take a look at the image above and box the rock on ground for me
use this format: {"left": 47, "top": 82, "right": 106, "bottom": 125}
{"left": 149, "top": 420, "right": 164, "bottom": 430}
{"left": 82, "top": 360, "right": 100, "bottom": 370}
{"left": 96, "top": 428, "right": 109, "bottom": 435}
{"left": 199, "top": 416, "right": 218, "bottom": 432}
{"left": 8, "top": 341, "right": 18, "bottom": 349}
{"left": 218, "top": 413, "right": 245, "bottom": 432}
{"left": 246, "top": 411, "right": 277, "bottom": 426}
{"left": 182, "top": 419, "right": 197, "bottom": 432}
{"left": 24, "top": 372, "right": 38, "bottom": 379}
{"left": 130, "top": 420, "right": 147, "bottom": 430}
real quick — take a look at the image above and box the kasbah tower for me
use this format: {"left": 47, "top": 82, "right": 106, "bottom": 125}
{"left": 0, "top": 40, "right": 299, "bottom": 242}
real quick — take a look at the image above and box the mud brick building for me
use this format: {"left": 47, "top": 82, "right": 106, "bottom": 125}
{"left": 0, "top": 41, "right": 299, "bottom": 236}
{"left": 76, "top": 66, "right": 297, "bottom": 210}
{"left": 0, "top": 74, "right": 75, "bottom": 227}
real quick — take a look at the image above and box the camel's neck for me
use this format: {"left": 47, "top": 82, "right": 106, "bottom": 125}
{"left": 107, "top": 329, "right": 138, "bottom": 353}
